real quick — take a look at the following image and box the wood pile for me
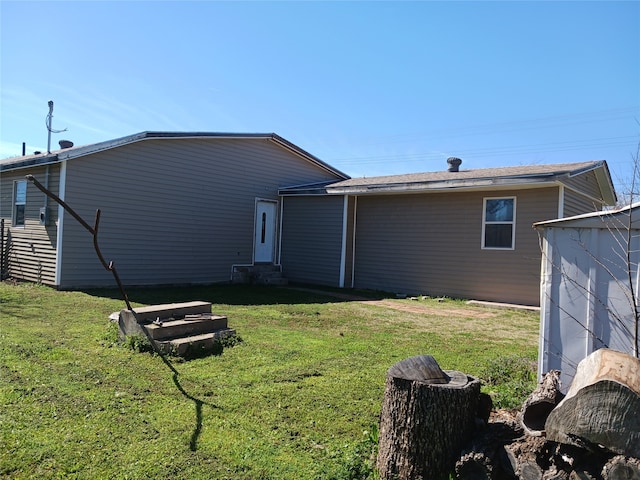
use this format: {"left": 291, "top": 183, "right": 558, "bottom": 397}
{"left": 454, "top": 349, "right": 640, "bottom": 480}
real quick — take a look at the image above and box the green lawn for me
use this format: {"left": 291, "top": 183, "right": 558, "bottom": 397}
{"left": 0, "top": 282, "right": 539, "bottom": 479}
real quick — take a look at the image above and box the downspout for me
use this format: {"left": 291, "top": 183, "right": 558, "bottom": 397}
{"left": 558, "top": 184, "right": 565, "bottom": 218}
{"left": 54, "top": 160, "right": 67, "bottom": 287}
{"left": 339, "top": 195, "right": 348, "bottom": 288}
{"left": 44, "top": 165, "right": 50, "bottom": 215}
{"left": 350, "top": 196, "right": 358, "bottom": 288}
{"left": 278, "top": 198, "right": 284, "bottom": 265}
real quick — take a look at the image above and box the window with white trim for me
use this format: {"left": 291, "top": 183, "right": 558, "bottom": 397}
{"left": 13, "top": 180, "right": 27, "bottom": 227}
{"left": 482, "top": 197, "right": 515, "bottom": 249}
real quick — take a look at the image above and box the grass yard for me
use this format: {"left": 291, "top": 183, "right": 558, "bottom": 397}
{"left": 0, "top": 282, "right": 539, "bottom": 479}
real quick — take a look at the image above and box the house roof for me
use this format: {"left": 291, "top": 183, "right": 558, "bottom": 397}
{"left": 321, "top": 160, "right": 617, "bottom": 205}
{"left": 0, "top": 131, "right": 350, "bottom": 180}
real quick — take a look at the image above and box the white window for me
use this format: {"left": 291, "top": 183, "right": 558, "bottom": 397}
{"left": 482, "top": 197, "right": 515, "bottom": 250}
{"left": 13, "top": 180, "right": 27, "bottom": 227}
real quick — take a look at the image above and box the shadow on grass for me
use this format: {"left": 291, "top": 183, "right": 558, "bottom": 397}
{"left": 154, "top": 343, "right": 221, "bottom": 452}
{"left": 82, "top": 283, "right": 392, "bottom": 307}
{"left": 81, "top": 283, "right": 389, "bottom": 451}
{"left": 5, "top": 281, "right": 388, "bottom": 452}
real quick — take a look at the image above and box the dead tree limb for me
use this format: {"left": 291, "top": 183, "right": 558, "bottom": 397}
{"left": 26, "top": 174, "right": 132, "bottom": 310}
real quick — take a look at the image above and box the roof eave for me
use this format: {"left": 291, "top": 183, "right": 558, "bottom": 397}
{"left": 268, "top": 134, "right": 349, "bottom": 180}
{"left": 1, "top": 131, "right": 350, "bottom": 181}
{"left": 325, "top": 176, "right": 560, "bottom": 195}
{"left": 594, "top": 162, "right": 617, "bottom": 205}
{"left": 0, "top": 153, "right": 60, "bottom": 172}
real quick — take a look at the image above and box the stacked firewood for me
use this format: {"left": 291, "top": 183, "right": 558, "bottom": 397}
{"left": 455, "top": 349, "right": 640, "bottom": 480}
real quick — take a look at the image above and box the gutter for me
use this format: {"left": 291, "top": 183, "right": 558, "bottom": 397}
{"left": 325, "top": 175, "right": 562, "bottom": 195}
{"left": 0, "top": 153, "right": 60, "bottom": 172}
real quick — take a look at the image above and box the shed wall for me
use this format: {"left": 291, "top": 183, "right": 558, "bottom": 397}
{"left": 539, "top": 225, "right": 639, "bottom": 390}
{"left": 58, "top": 138, "right": 341, "bottom": 288}
{"left": 352, "top": 187, "right": 560, "bottom": 305}
{"left": 0, "top": 164, "right": 60, "bottom": 284}
{"left": 280, "top": 195, "right": 345, "bottom": 286}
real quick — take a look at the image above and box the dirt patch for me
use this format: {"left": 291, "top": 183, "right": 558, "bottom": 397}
{"left": 359, "top": 299, "right": 498, "bottom": 318}
{"left": 289, "top": 287, "right": 500, "bottom": 318}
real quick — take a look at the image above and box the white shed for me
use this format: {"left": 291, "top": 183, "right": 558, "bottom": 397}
{"left": 534, "top": 203, "right": 640, "bottom": 392}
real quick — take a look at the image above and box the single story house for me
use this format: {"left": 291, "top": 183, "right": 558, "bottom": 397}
{"left": 1, "top": 131, "right": 617, "bottom": 306}
{"left": 279, "top": 158, "right": 616, "bottom": 306}
{"left": 0, "top": 132, "right": 348, "bottom": 288}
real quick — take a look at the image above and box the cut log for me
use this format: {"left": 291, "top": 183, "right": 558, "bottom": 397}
{"left": 544, "top": 349, "right": 640, "bottom": 457}
{"left": 519, "top": 461, "right": 544, "bottom": 480}
{"left": 568, "top": 471, "right": 597, "bottom": 480}
{"left": 504, "top": 436, "right": 547, "bottom": 480}
{"left": 376, "top": 355, "right": 481, "bottom": 480}
{"left": 601, "top": 455, "right": 640, "bottom": 480}
{"left": 542, "top": 466, "right": 570, "bottom": 480}
{"left": 455, "top": 414, "right": 522, "bottom": 479}
{"left": 455, "top": 451, "right": 493, "bottom": 480}
{"left": 519, "top": 370, "right": 564, "bottom": 436}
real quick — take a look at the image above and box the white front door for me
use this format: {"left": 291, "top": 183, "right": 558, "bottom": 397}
{"left": 254, "top": 200, "right": 277, "bottom": 263}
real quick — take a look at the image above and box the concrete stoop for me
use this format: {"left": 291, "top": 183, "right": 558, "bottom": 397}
{"left": 231, "top": 264, "right": 288, "bottom": 286}
{"left": 117, "top": 301, "right": 235, "bottom": 358}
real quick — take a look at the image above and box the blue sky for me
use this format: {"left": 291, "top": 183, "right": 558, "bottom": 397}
{"left": 1, "top": 1, "right": 639, "bottom": 194}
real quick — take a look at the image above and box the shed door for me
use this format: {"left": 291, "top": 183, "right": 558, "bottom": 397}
{"left": 254, "top": 200, "right": 277, "bottom": 263}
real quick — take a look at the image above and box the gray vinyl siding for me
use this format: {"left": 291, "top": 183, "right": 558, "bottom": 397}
{"left": 280, "top": 195, "right": 344, "bottom": 286}
{"left": 0, "top": 164, "right": 60, "bottom": 285}
{"left": 352, "top": 187, "right": 560, "bottom": 306}
{"left": 563, "top": 189, "right": 603, "bottom": 217}
{"left": 562, "top": 170, "right": 607, "bottom": 216}
{"left": 58, "top": 137, "right": 340, "bottom": 288}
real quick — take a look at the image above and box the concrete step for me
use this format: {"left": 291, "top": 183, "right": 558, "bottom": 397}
{"left": 155, "top": 329, "right": 236, "bottom": 356}
{"left": 231, "top": 264, "right": 288, "bottom": 285}
{"left": 259, "top": 276, "right": 289, "bottom": 286}
{"left": 144, "top": 315, "right": 228, "bottom": 341}
{"left": 132, "top": 301, "right": 212, "bottom": 323}
{"left": 254, "top": 269, "right": 288, "bottom": 286}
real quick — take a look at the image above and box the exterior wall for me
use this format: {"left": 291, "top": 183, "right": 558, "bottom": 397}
{"left": 0, "top": 164, "right": 60, "bottom": 284}
{"left": 562, "top": 170, "right": 607, "bottom": 216}
{"left": 280, "top": 195, "right": 345, "bottom": 286}
{"left": 57, "top": 137, "right": 341, "bottom": 288}
{"left": 539, "top": 224, "right": 639, "bottom": 390}
{"left": 351, "top": 187, "right": 560, "bottom": 306}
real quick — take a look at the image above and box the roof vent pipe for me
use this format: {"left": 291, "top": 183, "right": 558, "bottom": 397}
{"left": 59, "top": 140, "right": 74, "bottom": 149}
{"left": 447, "top": 157, "right": 462, "bottom": 172}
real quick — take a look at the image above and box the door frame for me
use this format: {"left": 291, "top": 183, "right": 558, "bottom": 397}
{"left": 253, "top": 198, "right": 278, "bottom": 264}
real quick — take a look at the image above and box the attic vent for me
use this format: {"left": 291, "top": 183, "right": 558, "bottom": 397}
{"left": 447, "top": 157, "right": 462, "bottom": 172}
{"left": 59, "top": 140, "right": 74, "bottom": 149}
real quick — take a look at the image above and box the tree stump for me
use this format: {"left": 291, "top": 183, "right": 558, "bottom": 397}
{"left": 544, "top": 349, "right": 640, "bottom": 457}
{"left": 377, "top": 355, "right": 481, "bottom": 480}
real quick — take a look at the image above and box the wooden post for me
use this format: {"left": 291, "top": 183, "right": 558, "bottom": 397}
{"left": 377, "top": 355, "right": 481, "bottom": 480}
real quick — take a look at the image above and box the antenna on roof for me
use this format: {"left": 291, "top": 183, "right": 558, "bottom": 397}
{"left": 46, "top": 100, "right": 67, "bottom": 154}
